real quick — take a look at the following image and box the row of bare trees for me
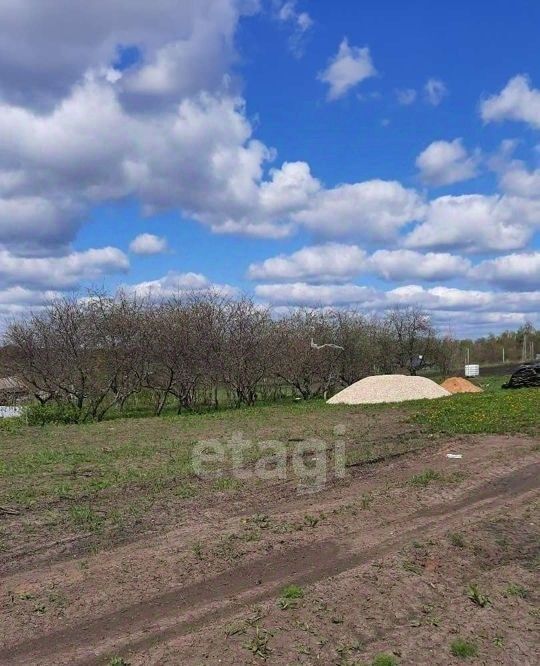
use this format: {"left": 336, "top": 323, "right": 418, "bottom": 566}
{"left": 457, "top": 323, "right": 539, "bottom": 365}
{"left": 2, "top": 291, "right": 455, "bottom": 421}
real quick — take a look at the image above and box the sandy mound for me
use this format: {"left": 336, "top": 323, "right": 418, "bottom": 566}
{"left": 441, "top": 377, "right": 483, "bottom": 394}
{"left": 327, "top": 374, "right": 451, "bottom": 405}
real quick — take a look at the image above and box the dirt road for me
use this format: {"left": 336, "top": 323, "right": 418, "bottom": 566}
{"left": 1, "top": 433, "right": 538, "bottom": 665}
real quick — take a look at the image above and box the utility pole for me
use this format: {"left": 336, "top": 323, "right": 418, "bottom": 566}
{"left": 502, "top": 346, "right": 505, "bottom": 363}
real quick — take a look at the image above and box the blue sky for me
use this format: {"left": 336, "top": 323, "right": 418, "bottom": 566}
{"left": 0, "top": 0, "right": 539, "bottom": 335}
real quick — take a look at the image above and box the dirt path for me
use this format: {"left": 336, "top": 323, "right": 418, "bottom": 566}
{"left": 1, "top": 434, "right": 538, "bottom": 665}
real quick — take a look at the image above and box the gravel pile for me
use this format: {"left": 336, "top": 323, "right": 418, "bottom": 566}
{"left": 327, "top": 374, "right": 451, "bottom": 405}
{"left": 441, "top": 377, "right": 483, "bottom": 394}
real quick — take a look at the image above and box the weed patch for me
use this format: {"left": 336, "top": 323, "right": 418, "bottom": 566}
{"left": 68, "top": 506, "right": 104, "bottom": 531}
{"left": 450, "top": 638, "right": 478, "bottom": 658}
{"left": 504, "top": 583, "right": 528, "bottom": 598}
{"left": 449, "top": 532, "right": 466, "bottom": 548}
{"left": 372, "top": 653, "right": 398, "bottom": 666}
{"left": 243, "top": 625, "right": 272, "bottom": 659}
{"left": 212, "top": 477, "right": 241, "bottom": 492}
{"left": 467, "top": 583, "right": 491, "bottom": 608}
{"left": 408, "top": 469, "right": 442, "bottom": 487}
{"left": 411, "top": 385, "right": 538, "bottom": 435}
{"left": 281, "top": 584, "right": 304, "bottom": 599}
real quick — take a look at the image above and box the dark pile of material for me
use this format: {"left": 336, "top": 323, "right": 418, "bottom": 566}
{"left": 502, "top": 362, "right": 540, "bottom": 389}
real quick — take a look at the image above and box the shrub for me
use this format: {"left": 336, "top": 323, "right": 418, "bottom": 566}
{"left": 25, "top": 402, "right": 81, "bottom": 426}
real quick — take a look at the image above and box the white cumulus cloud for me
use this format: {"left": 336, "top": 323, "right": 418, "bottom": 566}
{"left": 0, "top": 246, "right": 128, "bottom": 290}
{"left": 369, "top": 249, "right": 471, "bottom": 281}
{"left": 405, "top": 194, "right": 540, "bottom": 253}
{"left": 470, "top": 252, "right": 540, "bottom": 289}
{"left": 481, "top": 75, "right": 540, "bottom": 129}
{"left": 294, "top": 180, "right": 425, "bottom": 240}
{"left": 259, "top": 162, "right": 321, "bottom": 219}
{"left": 384, "top": 285, "right": 540, "bottom": 314}
{"left": 0, "top": 286, "right": 62, "bottom": 321}
{"left": 0, "top": 0, "right": 256, "bottom": 109}
{"left": 248, "top": 243, "right": 366, "bottom": 282}
{"left": 123, "top": 271, "right": 238, "bottom": 300}
{"left": 129, "top": 233, "right": 168, "bottom": 255}
{"left": 416, "top": 139, "right": 479, "bottom": 186}
{"left": 318, "top": 39, "right": 376, "bottom": 101}
{"left": 255, "top": 282, "right": 375, "bottom": 307}
{"left": 498, "top": 162, "right": 540, "bottom": 198}
{"left": 255, "top": 281, "right": 540, "bottom": 330}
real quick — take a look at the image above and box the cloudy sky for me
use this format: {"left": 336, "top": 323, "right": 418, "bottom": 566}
{"left": 0, "top": 0, "right": 539, "bottom": 334}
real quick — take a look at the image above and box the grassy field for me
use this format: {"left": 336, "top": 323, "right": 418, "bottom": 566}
{"left": 0, "top": 376, "right": 538, "bottom": 666}
{"left": 0, "top": 375, "right": 537, "bottom": 551}
{"left": 410, "top": 375, "right": 539, "bottom": 435}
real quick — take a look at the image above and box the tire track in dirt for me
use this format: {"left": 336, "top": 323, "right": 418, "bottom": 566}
{"left": 1, "top": 432, "right": 524, "bottom": 578}
{"left": 0, "top": 434, "right": 437, "bottom": 576}
{"left": 2, "top": 460, "right": 537, "bottom": 666}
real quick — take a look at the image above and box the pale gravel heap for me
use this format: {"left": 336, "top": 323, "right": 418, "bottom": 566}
{"left": 327, "top": 374, "right": 451, "bottom": 405}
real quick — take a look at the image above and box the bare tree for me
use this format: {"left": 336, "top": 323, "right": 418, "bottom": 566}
{"left": 3, "top": 290, "right": 473, "bottom": 420}
{"left": 84, "top": 291, "right": 147, "bottom": 419}
{"left": 218, "top": 298, "right": 275, "bottom": 406}
{"left": 5, "top": 293, "right": 146, "bottom": 421}
{"left": 273, "top": 310, "right": 341, "bottom": 399}
{"left": 385, "top": 307, "right": 437, "bottom": 375}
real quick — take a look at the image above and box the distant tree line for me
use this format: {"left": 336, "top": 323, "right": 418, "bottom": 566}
{"left": 456, "top": 323, "right": 539, "bottom": 366}
{"left": 1, "top": 291, "right": 458, "bottom": 421}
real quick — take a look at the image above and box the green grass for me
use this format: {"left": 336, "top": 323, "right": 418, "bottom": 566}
{"left": 504, "top": 583, "right": 528, "bottom": 598}
{"left": 448, "top": 532, "right": 466, "bottom": 548}
{"left": 280, "top": 584, "right": 304, "bottom": 599}
{"left": 0, "top": 397, "right": 420, "bottom": 521}
{"left": 372, "top": 654, "right": 398, "bottom": 666}
{"left": 108, "top": 658, "right": 130, "bottom": 666}
{"left": 68, "top": 505, "right": 105, "bottom": 531}
{"left": 278, "top": 583, "right": 304, "bottom": 609}
{"left": 1, "top": 377, "right": 537, "bottom": 556}
{"left": 408, "top": 468, "right": 442, "bottom": 487}
{"left": 410, "top": 376, "right": 538, "bottom": 435}
{"left": 0, "top": 400, "right": 324, "bottom": 502}
{"left": 450, "top": 638, "right": 478, "bottom": 659}
{"left": 212, "top": 477, "right": 242, "bottom": 492}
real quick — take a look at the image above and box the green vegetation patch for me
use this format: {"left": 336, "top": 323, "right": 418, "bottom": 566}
{"left": 450, "top": 638, "right": 478, "bottom": 659}
{"left": 410, "top": 379, "right": 538, "bottom": 435}
{"left": 280, "top": 584, "right": 304, "bottom": 600}
{"left": 372, "top": 654, "right": 399, "bottom": 666}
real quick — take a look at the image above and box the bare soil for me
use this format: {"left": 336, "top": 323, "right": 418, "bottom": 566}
{"left": 0, "top": 427, "right": 538, "bottom": 665}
